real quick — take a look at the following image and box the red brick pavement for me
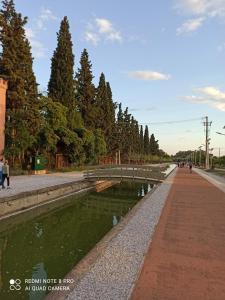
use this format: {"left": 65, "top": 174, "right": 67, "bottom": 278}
{"left": 131, "top": 168, "right": 225, "bottom": 300}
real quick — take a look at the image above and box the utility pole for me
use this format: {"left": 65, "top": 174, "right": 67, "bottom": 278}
{"left": 203, "top": 116, "right": 212, "bottom": 169}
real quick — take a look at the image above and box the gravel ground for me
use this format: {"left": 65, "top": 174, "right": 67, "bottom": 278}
{"left": 0, "top": 172, "right": 84, "bottom": 198}
{"left": 67, "top": 166, "right": 177, "bottom": 300}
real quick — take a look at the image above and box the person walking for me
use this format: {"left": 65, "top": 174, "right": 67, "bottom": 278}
{"left": 0, "top": 158, "right": 3, "bottom": 186}
{"left": 2, "top": 160, "right": 10, "bottom": 189}
{"left": 189, "top": 161, "right": 193, "bottom": 174}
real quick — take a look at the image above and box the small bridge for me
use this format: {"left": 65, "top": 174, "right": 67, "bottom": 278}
{"left": 84, "top": 164, "right": 166, "bottom": 183}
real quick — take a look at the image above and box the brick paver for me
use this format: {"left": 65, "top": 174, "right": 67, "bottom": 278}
{"left": 131, "top": 168, "right": 225, "bottom": 300}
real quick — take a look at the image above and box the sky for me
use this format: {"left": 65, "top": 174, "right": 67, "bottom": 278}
{"left": 13, "top": 0, "right": 225, "bottom": 155}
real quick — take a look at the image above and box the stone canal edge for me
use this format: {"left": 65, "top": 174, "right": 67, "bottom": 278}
{"left": 46, "top": 166, "right": 177, "bottom": 300}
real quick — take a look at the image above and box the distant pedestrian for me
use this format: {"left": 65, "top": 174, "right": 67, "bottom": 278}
{"left": 2, "top": 160, "right": 10, "bottom": 189}
{"left": 189, "top": 162, "right": 193, "bottom": 173}
{"left": 0, "top": 158, "right": 3, "bottom": 187}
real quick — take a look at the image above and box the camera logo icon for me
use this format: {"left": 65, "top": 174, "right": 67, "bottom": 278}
{"left": 9, "top": 279, "right": 21, "bottom": 291}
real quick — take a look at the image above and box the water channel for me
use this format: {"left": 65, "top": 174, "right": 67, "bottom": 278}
{"left": 0, "top": 181, "right": 155, "bottom": 300}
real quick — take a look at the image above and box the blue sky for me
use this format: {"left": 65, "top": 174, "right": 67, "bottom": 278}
{"left": 14, "top": 0, "right": 225, "bottom": 155}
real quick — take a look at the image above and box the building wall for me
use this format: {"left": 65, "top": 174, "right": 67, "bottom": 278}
{"left": 0, "top": 78, "right": 8, "bottom": 156}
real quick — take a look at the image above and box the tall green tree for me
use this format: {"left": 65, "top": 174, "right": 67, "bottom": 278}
{"left": 144, "top": 125, "right": 150, "bottom": 155}
{"left": 0, "top": 0, "right": 40, "bottom": 164}
{"left": 139, "top": 125, "right": 144, "bottom": 154}
{"left": 105, "top": 81, "right": 116, "bottom": 150}
{"left": 121, "top": 107, "right": 131, "bottom": 160}
{"left": 117, "top": 103, "right": 123, "bottom": 123}
{"left": 48, "top": 16, "right": 77, "bottom": 119}
{"left": 95, "top": 72, "right": 107, "bottom": 129}
{"left": 37, "top": 96, "right": 81, "bottom": 155}
{"left": 76, "top": 49, "right": 96, "bottom": 129}
{"left": 134, "top": 119, "right": 140, "bottom": 154}
{"left": 149, "top": 133, "right": 159, "bottom": 155}
{"left": 95, "top": 73, "right": 116, "bottom": 153}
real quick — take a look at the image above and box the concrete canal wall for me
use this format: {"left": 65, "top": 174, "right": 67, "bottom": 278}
{"left": 0, "top": 180, "right": 99, "bottom": 218}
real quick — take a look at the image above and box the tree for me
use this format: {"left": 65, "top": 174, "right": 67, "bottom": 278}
{"left": 94, "top": 129, "right": 107, "bottom": 163}
{"left": 139, "top": 125, "right": 144, "bottom": 154}
{"left": 95, "top": 73, "right": 116, "bottom": 153}
{"left": 0, "top": 0, "right": 40, "bottom": 165}
{"left": 105, "top": 81, "right": 116, "bottom": 152}
{"left": 95, "top": 72, "right": 107, "bottom": 131}
{"left": 48, "top": 16, "right": 76, "bottom": 121}
{"left": 76, "top": 49, "right": 96, "bottom": 129}
{"left": 149, "top": 133, "right": 159, "bottom": 155}
{"left": 37, "top": 96, "right": 82, "bottom": 166}
{"left": 144, "top": 125, "right": 150, "bottom": 155}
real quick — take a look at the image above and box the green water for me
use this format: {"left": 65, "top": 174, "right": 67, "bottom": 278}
{"left": 0, "top": 181, "right": 154, "bottom": 300}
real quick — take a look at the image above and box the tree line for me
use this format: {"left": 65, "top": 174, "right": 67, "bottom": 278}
{"left": 0, "top": 0, "right": 169, "bottom": 168}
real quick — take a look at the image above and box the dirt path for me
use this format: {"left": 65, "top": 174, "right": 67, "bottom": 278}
{"left": 131, "top": 168, "right": 225, "bottom": 300}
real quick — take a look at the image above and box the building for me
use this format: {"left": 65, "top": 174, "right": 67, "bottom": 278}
{"left": 0, "top": 78, "right": 8, "bottom": 156}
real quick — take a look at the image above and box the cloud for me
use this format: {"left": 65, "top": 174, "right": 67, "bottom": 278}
{"left": 84, "top": 31, "right": 99, "bottom": 46}
{"left": 183, "top": 86, "right": 225, "bottom": 111}
{"left": 95, "top": 18, "right": 113, "bottom": 33}
{"left": 36, "top": 8, "right": 58, "bottom": 30}
{"left": 25, "top": 8, "right": 58, "bottom": 59}
{"left": 85, "top": 18, "right": 122, "bottom": 45}
{"left": 174, "top": 0, "right": 225, "bottom": 34}
{"left": 25, "top": 28, "right": 46, "bottom": 58}
{"left": 174, "top": 0, "right": 225, "bottom": 17}
{"left": 128, "top": 71, "right": 171, "bottom": 81}
{"left": 176, "top": 17, "right": 204, "bottom": 35}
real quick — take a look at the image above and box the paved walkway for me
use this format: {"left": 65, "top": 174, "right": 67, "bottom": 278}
{"left": 131, "top": 167, "right": 225, "bottom": 300}
{"left": 0, "top": 171, "right": 84, "bottom": 199}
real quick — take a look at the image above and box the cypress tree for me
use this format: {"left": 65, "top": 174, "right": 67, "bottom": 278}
{"left": 144, "top": 125, "right": 150, "bottom": 155}
{"left": 117, "top": 103, "right": 123, "bottom": 123}
{"left": 0, "top": 0, "right": 40, "bottom": 164}
{"left": 48, "top": 16, "right": 76, "bottom": 113}
{"left": 114, "top": 102, "right": 123, "bottom": 154}
{"left": 130, "top": 116, "right": 136, "bottom": 154}
{"left": 122, "top": 107, "right": 131, "bottom": 159}
{"left": 134, "top": 120, "right": 140, "bottom": 154}
{"left": 106, "top": 81, "right": 116, "bottom": 153}
{"left": 95, "top": 72, "right": 107, "bottom": 129}
{"left": 149, "top": 133, "right": 159, "bottom": 155}
{"left": 140, "top": 125, "right": 144, "bottom": 154}
{"left": 95, "top": 73, "right": 116, "bottom": 153}
{"left": 76, "top": 49, "right": 96, "bottom": 129}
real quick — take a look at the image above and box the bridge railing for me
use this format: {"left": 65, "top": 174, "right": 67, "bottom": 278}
{"left": 84, "top": 164, "right": 167, "bottom": 182}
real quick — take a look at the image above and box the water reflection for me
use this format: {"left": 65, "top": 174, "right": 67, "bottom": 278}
{"left": 29, "top": 263, "right": 47, "bottom": 300}
{"left": 0, "top": 181, "right": 155, "bottom": 300}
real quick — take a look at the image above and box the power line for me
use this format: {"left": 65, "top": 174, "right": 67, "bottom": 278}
{"left": 139, "top": 117, "right": 203, "bottom": 125}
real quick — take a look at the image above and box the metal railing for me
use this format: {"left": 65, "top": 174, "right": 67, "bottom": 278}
{"left": 84, "top": 164, "right": 165, "bottom": 183}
